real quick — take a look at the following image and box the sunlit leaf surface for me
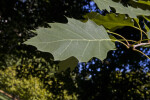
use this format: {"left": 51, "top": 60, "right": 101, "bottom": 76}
{"left": 94, "top": 0, "right": 150, "bottom": 18}
{"left": 25, "top": 18, "right": 115, "bottom": 62}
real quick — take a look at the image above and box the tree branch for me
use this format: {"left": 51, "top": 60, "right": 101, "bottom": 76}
{"left": 0, "top": 89, "right": 19, "bottom": 100}
{"left": 133, "top": 43, "right": 150, "bottom": 49}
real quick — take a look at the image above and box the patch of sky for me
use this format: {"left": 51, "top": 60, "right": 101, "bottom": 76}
{"left": 115, "top": 42, "right": 120, "bottom": 48}
{"left": 139, "top": 61, "right": 143, "bottom": 66}
{"left": 78, "top": 63, "right": 83, "bottom": 73}
{"left": 144, "top": 87, "right": 148, "bottom": 91}
{"left": 112, "top": 50, "right": 116, "bottom": 56}
{"left": 138, "top": 60, "right": 150, "bottom": 67}
{"left": 106, "top": 66, "right": 109, "bottom": 69}
{"left": 95, "top": 58, "right": 99, "bottom": 61}
{"left": 92, "top": 60, "right": 95, "bottom": 64}
{"left": 140, "top": 47, "right": 143, "bottom": 51}
{"left": 147, "top": 59, "right": 150, "bottom": 64}
{"left": 89, "top": 69, "right": 92, "bottom": 71}
{"left": 97, "top": 68, "right": 100, "bottom": 71}
{"left": 146, "top": 50, "right": 150, "bottom": 55}
{"left": 86, "top": 64, "right": 90, "bottom": 69}
{"left": 88, "top": 75, "right": 92, "bottom": 78}
{"left": 20, "top": 0, "right": 26, "bottom": 3}
{"left": 143, "top": 49, "right": 146, "bottom": 53}
{"left": 122, "top": 64, "right": 125, "bottom": 67}
{"left": 145, "top": 48, "right": 150, "bottom": 55}
{"left": 83, "top": 5, "right": 90, "bottom": 10}
{"left": 143, "top": 63, "right": 147, "bottom": 67}
{"left": 120, "top": 68, "right": 124, "bottom": 72}
{"left": 115, "top": 68, "right": 120, "bottom": 71}
{"left": 16, "top": 2, "right": 19, "bottom": 5}
{"left": 90, "top": 1, "right": 95, "bottom": 6}
{"left": 143, "top": 24, "right": 145, "bottom": 29}
{"left": 121, "top": 51, "right": 124, "bottom": 54}
{"left": 86, "top": 61, "right": 90, "bottom": 65}
{"left": 144, "top": 67, "right": 149, "bottom": 72}
{"left": 125, "top": 64, "right": 131, "bottom": 72}
{"left": 82, "top": 1, "right": 103, "bottom": 14}
{"left": 115, "top": 64, "right": 130, "bottom": 72}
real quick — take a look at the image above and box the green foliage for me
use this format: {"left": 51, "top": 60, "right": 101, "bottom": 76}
{"left": 2, "top": 0, "right": 150, "bottom": 99}
{"left": 94, "top": 0, "right": 150, "bottom": 18}
{"left": 25, "top": 18, "right": 115, "bottom": 62}
{"left": 75, "top": 58, "right": 150, "bottom": 99}
{"left": 111, "top": 70, "right": 150, "bottom": 99}
{"left": 58, "top": 56, "right": 79, "bottom": 72}
{"left": 15, "top": 60, "right": 78, "bottom": 99}
{"left": 0, "top": 66, "right": 52, "bottom": 100}
{"left": 0, "top": 66, "right": 77, "bottom": 100}
{"left": 16, "top": 58, "right": 54, "bottom": 79}
{"left": 0, "top": 0, "right": 88, "bottom": 69}
{"left": 129, "top": 0, "right": 150, "bottom": 10}
{"left": 24, "top": 0, "right": 150, "bottom": 73}
{"left": 83, "top": 12, "right": 134, "bottom": 31}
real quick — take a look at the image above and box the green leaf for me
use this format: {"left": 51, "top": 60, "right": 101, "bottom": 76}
{"left": 94, "top": 0, "right": 150, "bottom": 18}
{"left": 144, "top": 17, "right": 150, "bottom": 39}
{"left": 142, "top": 16, "right": 150, "bottom": 32}
{"left": 147, "top": 31, "right": 150, "bottom": 39}
{"left": 83, "top": 12, "right": 134, "bottom": 31}
{"left": 144, "top": 22, "right": 150, "bottom": 32}
{"left": 143, "top": 16, "right": 150, "bottom": 22}
{"left": 129, "top": 0, "right": 150, "bottom": 10}
{"left": 58, "top": 56, "right": 78, "bottom": 72}
{"left": 135, "top": 0, "right": 150, "bottom": 6}
{"left": 25, "top": 18, "right": 115, "bottom": 62}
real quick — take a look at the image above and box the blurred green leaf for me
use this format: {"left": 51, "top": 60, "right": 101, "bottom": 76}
{"left": 83, "top": 12, "right": 134, "bottom": 31}
{"left": 58, "top": 56, "right": 78, "bottom": 72}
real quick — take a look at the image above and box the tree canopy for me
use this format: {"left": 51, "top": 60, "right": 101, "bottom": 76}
{"left": 0, "top": 0, "right": 150, "bottom": 100}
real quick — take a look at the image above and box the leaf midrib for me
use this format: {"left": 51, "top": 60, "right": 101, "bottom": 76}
{"left": 27, "top": 39, "right": 113, "bottom": 44}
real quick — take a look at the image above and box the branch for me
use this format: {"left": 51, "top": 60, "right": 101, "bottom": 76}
{"left": 131, "top": 26, "right": 149, "bottom": 42}
{"left": 107, "top": 31, "right": 129, "bottom": 46}
{"left": 133, "top": 49, "right": 150, "bottom": 59}
{"left": 133, "top": 42, "right": 150, "bottom": 49}
{"left": 0, "top": 89, "right": 19, "bottom": 100}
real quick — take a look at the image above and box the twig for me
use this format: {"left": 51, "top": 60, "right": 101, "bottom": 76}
{"left": 133, "top": 42, "right": 150, "bottom": 49}
{"left": 133, "top": 49, "right": 150, "bottom": 59}
{"left": 111, "top": 39, "right": 129, "bottom": 49}
{"left": 0, "top": 89, "right": 19, "bottom": 100}
{"left": 107, "top": 31, "right": 129, "bottom": 46}
{"left": 131, "top": 26, "right": 149, "bottom": 41}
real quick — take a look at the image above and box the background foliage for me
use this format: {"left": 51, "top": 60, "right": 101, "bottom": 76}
{"left": 0, "top": 0, "right": 150, "bottom": 100}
